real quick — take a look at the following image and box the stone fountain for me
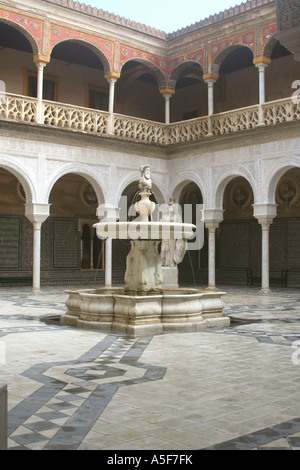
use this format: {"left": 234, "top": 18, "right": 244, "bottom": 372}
{"left": 61, "top": 166, "right": 229, "bottom": 336}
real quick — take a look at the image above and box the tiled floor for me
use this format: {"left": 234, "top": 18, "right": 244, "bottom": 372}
{"left": 1, "top": 284, "right": 300, "bottom": 450}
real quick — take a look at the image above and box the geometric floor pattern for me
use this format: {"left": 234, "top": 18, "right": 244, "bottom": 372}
{"left": 7, "top": 335, "right": 166, "bottom": 450}
{"left": 204, "top": 418, "right": 300, "bottom": 450}
{"left": 1, "top": 285, "right": 300, "bottom": 451}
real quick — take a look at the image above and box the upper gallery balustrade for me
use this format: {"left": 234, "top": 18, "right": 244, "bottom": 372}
{"left": 0, "top": 92, "right": 299, "bottom": 146}
{"left": 1, "top": 0, "right": 300, "bottom": 142}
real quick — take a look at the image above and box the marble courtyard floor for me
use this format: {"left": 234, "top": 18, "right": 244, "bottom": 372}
{"left": 1, "top": 284, "right": 300, "bottom": 451}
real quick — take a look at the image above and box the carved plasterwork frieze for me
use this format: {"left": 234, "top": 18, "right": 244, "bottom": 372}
{"left": 276, "top": 0, "right": 300, "bottom": 31}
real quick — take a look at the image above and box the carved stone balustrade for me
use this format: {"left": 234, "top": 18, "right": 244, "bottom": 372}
{"left": 113, "top": 114, "right": 168, "bottom": 145}
{"left": 211, "top": 105, "right": 260, "bottom": 135}
{"left": 0, "top": 93, "right": 299, "bottom": 146}
{"left": 262, "top": 97, "right": 300, "bottom": 126}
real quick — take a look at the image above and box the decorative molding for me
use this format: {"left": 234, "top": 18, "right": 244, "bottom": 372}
{"left": 104, "top": 72, "right": 121, "bottom": 81}
{"left": 49, "top": 23, "right": 114, "bottom": 72}
{"left": 159, "top": 88, "right": 176, "bottom": 96}
{"left": 260, "top": 22, "right": 277, "bottom": 55}
{"left": 0, "top": 7, "right": 44, "bottom": 54}
{"left": 203, "top": 73, "right": 219, "bottom": 82}
{"left": 42, "top": 0, "right": 275, "bottom": 40}
{"left": 0, "top": 5, "right": 278, "bottom": 79}
{"left": 33, "top": 53, "right": 50, "bottom": 64}
{"left": 253, "top": 56, "right": 272, "bottom": 65}
{"left": 119, "top": 45, "right": 205, "bottom": 81}
{"left": 209, "top": 30, "right": 255, "bottom": 64}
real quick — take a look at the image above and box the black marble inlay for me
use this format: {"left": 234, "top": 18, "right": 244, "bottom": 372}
{"left": 203, "top": 417, "right": 300, "bottom": 450}
{"left": 8, "top": 334, "right": 167, "bottom": 450}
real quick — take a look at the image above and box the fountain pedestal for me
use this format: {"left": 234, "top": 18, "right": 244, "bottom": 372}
{"left": 124, "top": 240, "right": 163, "bottom": 294}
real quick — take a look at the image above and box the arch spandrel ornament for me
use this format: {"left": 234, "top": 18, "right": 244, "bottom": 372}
{"left": 208, "top": 31, "right": 255, "bottom": 75}
{"left": 49, "top": 25, "right": 114, "bottom": 74}
{"left": 0, "top": 9, "right": 42, "bottom": 56}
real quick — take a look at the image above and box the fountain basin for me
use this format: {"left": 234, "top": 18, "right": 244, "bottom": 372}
{"left": 61, "top": 287, "right": 229, "bottom": 336}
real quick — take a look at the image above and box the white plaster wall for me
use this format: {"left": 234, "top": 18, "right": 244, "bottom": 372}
{"left": 0, "top": 132, "right": 170, "bottom": 209}
{"left": 0, "top": 127, "right": 299, "bottom": 218}
{"left": 169, "top": 132, "right": 300, "bottom": 210}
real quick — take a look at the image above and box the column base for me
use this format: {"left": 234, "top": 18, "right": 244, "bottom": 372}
{"left": 259, "top": 287, "right": 272, "bottom": 294}
{"left": 206, "top": 285, "right": 219, "bottom": 291}
{"left": 32, "top": 288, "right": 41, "bottom": 294}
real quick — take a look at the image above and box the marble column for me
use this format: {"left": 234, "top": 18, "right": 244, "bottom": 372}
{"left": 25, "top": 203, "right": 50, "bottom": 293}
{"left": 253, "top": 204, "right": 277, "bottom": 294}
{"left": 35, "top": 61, "right": 46, "bottom": 124}
{"left": 260, "top": 221, "right": 272, "bottom": 293}
{"left": 107, "top": 78, "right": 116, "bottom": 134}
{"left": 105, "top": 238, "right": 112, "bottom": 287}
{"left": 160, "top": 89, "right": 175, "bottom": 124}
{"left": 164, "top": 94, "right": 171, "bottom": 124}
{"left": 96, "top": 204, "right": 119, "bottom": 288}
{"left": 32, "top": 222, "right": 42, "bottom": 291}
{"left": 253, "top": 57, "right": 271, "bottom": 125}
{"left": 207, "top": 80, "right": 215, "bottom": 117}
{"left": 203, "top": 74, "right": 219, "bottom": 136}
{"left": 206, "top": 223, "right": 218, "bottom": 290}
{"left": 204, "top": 210, "right": 223, "bottom": 290}
{"left": 105, "top": 73, "right": 119, "bottom": 134}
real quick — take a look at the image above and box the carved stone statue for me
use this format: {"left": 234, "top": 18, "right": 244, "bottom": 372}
{"left": 138, "top": 165, "right": 152, "bottom": 192}
{"left": 125, "top": 165, "right": 162, "bottom": 292}
{"left": 135, "top": 165, "right": 155, "bottom": 222}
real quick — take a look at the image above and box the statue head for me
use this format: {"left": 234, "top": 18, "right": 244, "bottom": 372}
{"left": 139, "top": 165, "right": 152, "bottom": 191}
{"left": 140, "top": 165, "right": 151, "bottom": 179}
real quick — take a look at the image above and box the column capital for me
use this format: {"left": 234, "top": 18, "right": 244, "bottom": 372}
{"left": 203, "top": 73, "right": 219, "bottom": 82}
{"left": 35, "top": 63, "right": 46, "bottom": 73}
{"left": 205, "top": 222, "right": 219, "bottom": 232}
{"left": 253, "top": 203, "right": 277, "bottom": 226}
{"left": 104, "top": 72, "right": 120, "bottom": 81}
{"left": 33, "top": 54, "right": 50, "bottom": 66}
{"left": 25, "top": 203, "right": 51, "bottom": 224}
{"left": 159, "top": 88, "right": 175, "bottom": 96}
{"left": 253, "top": 56, "right": 271, "bottom": 67}
{"left": 203, "top": 209, "right": 224, "bottom": 230}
